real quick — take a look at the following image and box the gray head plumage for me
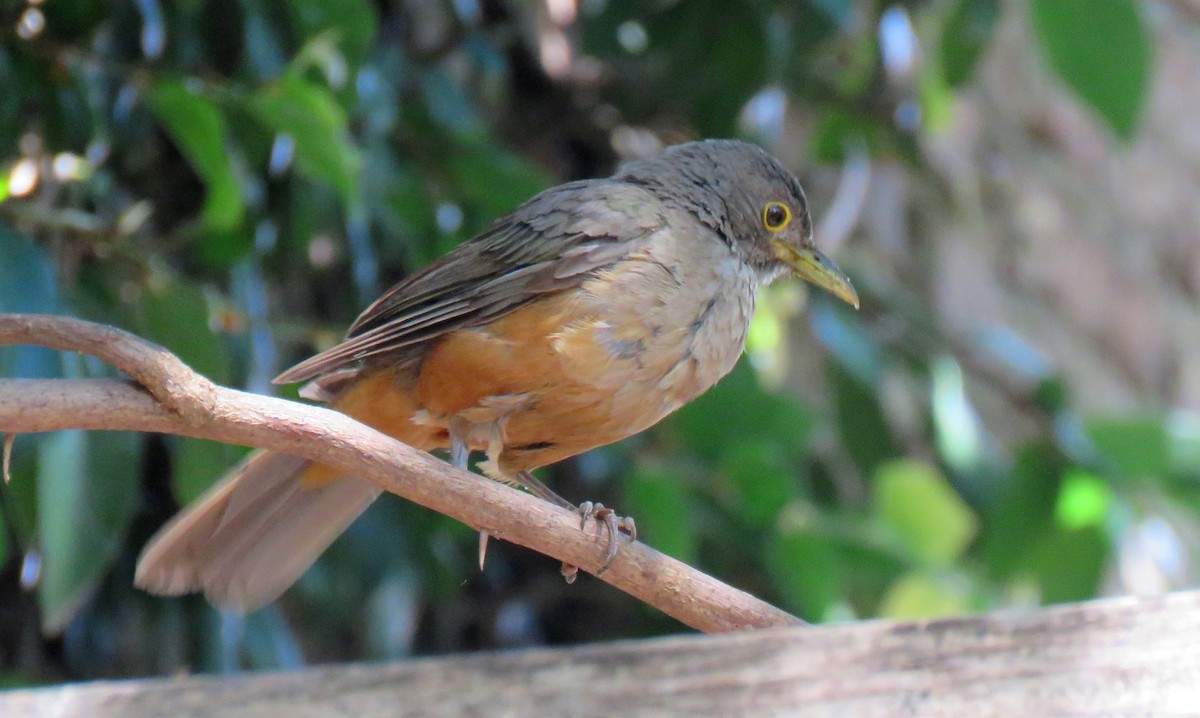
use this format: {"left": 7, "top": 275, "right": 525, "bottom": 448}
{"left": 616, "top": 139, "right": 816, "bottom": 278}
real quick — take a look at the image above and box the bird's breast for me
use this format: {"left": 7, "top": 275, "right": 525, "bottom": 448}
{"left": 558, "top": 229, "right": 759, "bottom": 418}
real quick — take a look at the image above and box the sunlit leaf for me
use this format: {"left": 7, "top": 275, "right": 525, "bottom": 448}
{"left": 1054, "top": 469, "right": 1112, "bottom": 530}
{"left": 247, "top": 75, "right": 362, "bottom": 207}
{"left": 931, "top": 356, "right": 982, "bottom": 473}
{"left": 37, "top": 430, "right": 139, "bottom": 633}
{"left": 148, "top": 81, "right": 245, "bottom": 232}
{"left": 878, "top": 571, "right": 971, "bottom": 620}
{"left": 1030, "top": 0, "right": 1150, "bottom": 139}
{"left": 875, "top": 459, "right": 978, "bottom": 566}
{"left": 919, "top": 60, "right": 956, "bottom": 132}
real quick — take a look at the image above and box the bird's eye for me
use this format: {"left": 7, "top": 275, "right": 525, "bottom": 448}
{"left": 762, "top": 201, "right": 791, "bottom": 232}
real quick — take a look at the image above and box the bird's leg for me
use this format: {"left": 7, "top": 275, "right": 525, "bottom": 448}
{"left": 447, "top": 419, "right": 491, "bottom": 570}
{"left": 514, "top": 470, "right": 636, "bottom": 582}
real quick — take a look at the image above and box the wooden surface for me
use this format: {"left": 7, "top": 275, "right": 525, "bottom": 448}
{"left": 3, "top": 592, "right": 1198, "bottom": 717}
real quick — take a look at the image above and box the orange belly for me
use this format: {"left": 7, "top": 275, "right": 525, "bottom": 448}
{"left": 326, "top": 290, "right": 696, "bottom": 477}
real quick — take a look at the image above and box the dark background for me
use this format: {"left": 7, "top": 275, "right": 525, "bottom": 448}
{"left": 2, "top": 0, "right": 1197, "bottom": 684}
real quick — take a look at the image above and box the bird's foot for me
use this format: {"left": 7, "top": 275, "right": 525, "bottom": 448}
{"left": 561, "top": 501, "right": 637, "bottom": 583}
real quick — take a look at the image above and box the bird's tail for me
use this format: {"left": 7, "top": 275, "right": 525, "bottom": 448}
{"left": 135, "top": 367, "right": 439, "bottom": 611}
{"left": 134, "top": 449, "right": 382, "bottom": 612}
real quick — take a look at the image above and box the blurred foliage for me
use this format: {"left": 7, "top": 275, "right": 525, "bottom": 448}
{"left": 0, "top": 0, "right": 1191, "bottom": 688}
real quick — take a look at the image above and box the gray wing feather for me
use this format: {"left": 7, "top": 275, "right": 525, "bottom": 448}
{"left": 274, "top": 179, "right": 665, "bottom": 385}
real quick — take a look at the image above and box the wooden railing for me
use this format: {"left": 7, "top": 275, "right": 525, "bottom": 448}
{"left": 2, "top": 592, "right": 1197, "bottom": 717}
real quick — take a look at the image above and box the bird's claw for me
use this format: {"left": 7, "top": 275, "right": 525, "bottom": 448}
{"left": 565, "top": 501, "right": 636, "bottom": 578}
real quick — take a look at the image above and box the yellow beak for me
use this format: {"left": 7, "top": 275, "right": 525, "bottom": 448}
{"left": 772, "top": 240, "right": 860, "bottom": 309}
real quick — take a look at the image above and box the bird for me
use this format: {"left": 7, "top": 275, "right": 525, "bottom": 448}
{"left": 134, "top": 139, "right": 859, "bottom": 612}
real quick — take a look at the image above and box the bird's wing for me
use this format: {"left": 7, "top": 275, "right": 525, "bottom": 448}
{"left": 273, "top": 179, "right": 667, "bottom": 384}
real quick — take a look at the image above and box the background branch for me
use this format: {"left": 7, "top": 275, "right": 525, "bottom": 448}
{"left": 0, "top": 314, "right": 801, "bottom": 633}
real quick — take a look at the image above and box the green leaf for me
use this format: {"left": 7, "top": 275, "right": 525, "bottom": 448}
{"left": 148, "top": 80, "right": 245, "bottom": 232}
{"left": 719, "top": 440, "right": 798, "bottom": 527}
{"left": 1026, "top": 525, "right": 1109, "bottom": 604}
{"left": 0, "top": 672, "right": 37, "bottom": 689}
{"left": 668, "top": 360, "right": 812, "bottom": 463}
{"left": 172, "top": 438, "right": 251, "bottom": 505}
{"left": 878, "top": 571, "right": 971, "bottom": 620}
{"left": 2, "top": 436, "right": 39, "bottom": 549}
{"left": 444, "top": 138, "right": 552, "bottom": 220}
{"left": 285, "top": 0, "right": 378, "bottom": 69}
{"left": 980, "top": 442, "right": 1064, "bottom": 578}
{"left": 623, "top": 466, "right": 695, "bottom": 564}
{"left": 1087, "top": 417, "right": 1170, "bottom": 480}
{"left": 136, "top": 274, "right": 231, "bottom": 383}
{"left": 195, "top": 226, "right": 255, "bottom": 268}
{"left": 0, "top": 222, "right": 60, "bottom": 379}
{"left": 808, "top": 0, "right": 855, "bottom": 24}
{"left": 940, "top": 0, "right": 999, "bottom": 87}
{"left": 247, "top": 75, "right": 362, "bottom": 207}
{"left": 580, "top": 0, "right": 770, "bottom": 137}
{"left": 37, "top": 430, "right": 139, "bottom": 633}
{"left": 874, "top": 459, "right": 977, "bottom": 566}
{"left": 1030, "top": 0, "right": 1150, "bottom": 139}
{"left": 648, "top": 0, "right": 768, "bottom": 137}
{"left": 37, "top": 0, "right": 106, "bottom": 40}
{"left": 810, "top": 110, "right": 887, "bottom": 164}
{"left": 1054, "top": 469, "right": 1112, "bottom": 530}
{"left": 767, "top": 525, "right": 842, "bottom": 621}
{"left": 829, "top": 361, "right": 896, "bottom": 476}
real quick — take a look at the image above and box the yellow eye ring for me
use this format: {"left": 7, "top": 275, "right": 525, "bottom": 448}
{"left": 763, "top": 201, "right": 791, "bottom": 232}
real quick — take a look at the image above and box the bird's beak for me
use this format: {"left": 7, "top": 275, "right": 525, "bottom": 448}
{"left": 771, "top": 240, "right": 860, "bottom": 309}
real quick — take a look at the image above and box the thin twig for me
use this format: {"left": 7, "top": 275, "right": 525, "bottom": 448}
{"left": 0, "top": 314, "right": 802, "bottom": 633}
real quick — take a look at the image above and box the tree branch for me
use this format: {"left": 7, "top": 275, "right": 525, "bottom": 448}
{"left": 0, "top": 314, "right": 802, "bottom": 633}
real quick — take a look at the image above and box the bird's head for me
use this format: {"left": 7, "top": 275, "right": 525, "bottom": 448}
{"left": 622, "top": 140, "right": 858, "bottom": 309}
